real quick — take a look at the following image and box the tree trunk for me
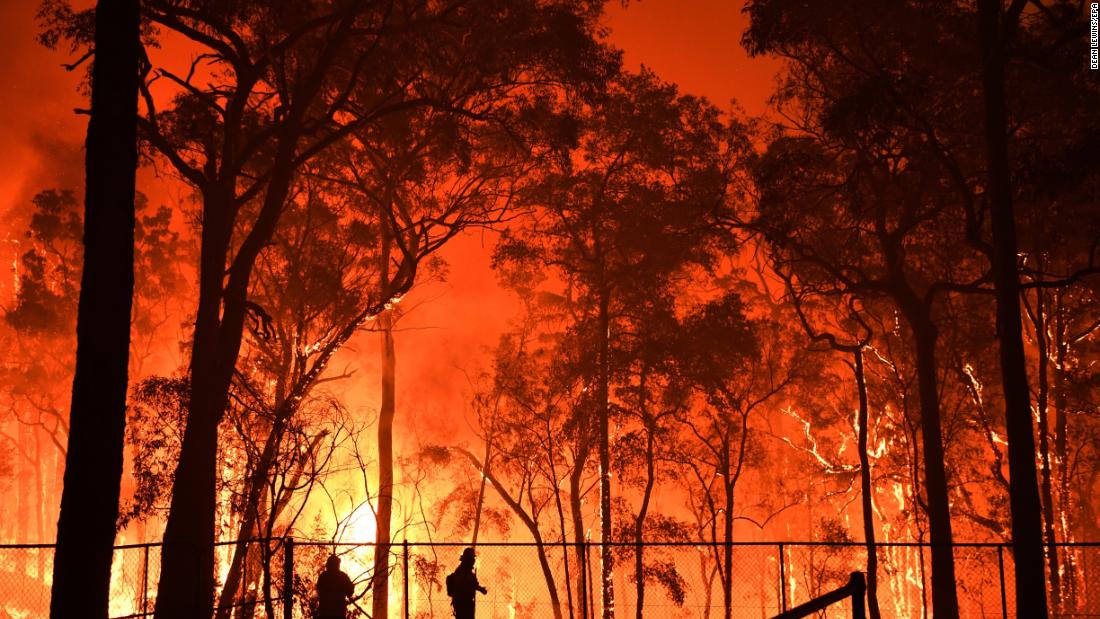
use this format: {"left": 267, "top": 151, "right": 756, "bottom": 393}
{"left": 534, "top": 536, "right": 566, "bottom": 619}
{"left": 570, "top": 453, "right": 589, "bottom": 619}
{"left": 35, "top": 432, "right": 47, "bottom": 577}
{"left": 1053, "top": 297, "right": 1075, "bottom": 606}
{"left": 547, "top": 426, "right": 575, "bottom": 619}
{"left": 50, "top": 0, "right": 139, "bottom": 614}
{"left": 215, "top": 531, "right": 252, "bottom": 619}
{"left": 905, "top": 311, "right": 959, "bottom": 618}
{"left": 216, "top": 351, "right": 333, "bottom": 616}
{"left": 1032, "top": 289, "right": 1061, "bottom": 607}
{"left": 854, "top": 349, "right": 882, "bottom": 619}
{"left": 721, "top": 473, "right": 733, "bottom": 619}
{"left": 373, "top": 312, "right": 396, "bottom": 619}
{"left": 978, "top": 2, "right": 1049, "bottom": 616}
{"left": 633, "top": 416, "right": 655, "bottom": 619}
{"left": 157, "top": 146, "right": 299, "bottom": 619}
{"left": 699, "top": 554, "right": 714, "bottom": 619}
{"left": 596, "top": 290, "right": 615, "bottom": 619}
{"left": 155, "top": 290, "right": 235, "bottom": 618}
{"left": 472, "top": 404, "right": 495, "bottom": 545}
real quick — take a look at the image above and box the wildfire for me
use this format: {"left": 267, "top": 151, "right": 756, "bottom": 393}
{"left": 340, "top": 505, "right": 378, "bottom": 546}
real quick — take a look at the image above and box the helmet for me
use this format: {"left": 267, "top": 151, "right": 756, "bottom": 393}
{"left": 326, "top": 555, "right": 341, "bottom": 570}
{"left": 460, "top": 547, "right": 476, "bottom": 563}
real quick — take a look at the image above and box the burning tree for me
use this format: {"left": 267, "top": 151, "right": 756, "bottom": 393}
{"left": 39, "top": 0, "right": 613, "bottom": 614}
{"left": 497, "top": 68, "right": 737, "bottom": 619}
{"left": 744, "top": 0, "right": 1100, "bottom": 614}
{"left": 672, "top": 292, "right": 802, "bottom": 619}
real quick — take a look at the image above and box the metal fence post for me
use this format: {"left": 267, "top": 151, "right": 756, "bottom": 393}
{"left": 403, "top": 539, "right": 410, "bottom": 619}
{"left": 283, "top": 537, "right": 294, "bottom": 619}
{"left": 779, "top": 542, "right": 787, "bottom": 612}
{"left": 142, "top": 544, "right": 150, "bottom": 615}
{"left": 998, "top": 544, "right": 1008, "bottom": 618}
{"left": 850, "top": 572, "right": 867, "bottom": 619}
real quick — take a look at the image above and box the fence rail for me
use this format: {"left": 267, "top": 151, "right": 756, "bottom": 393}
{"left": 1, "top": 540, "right": 1098, "bottom": 618}
{"left": 774, "top": 571, "right": 866, "bottom": 619}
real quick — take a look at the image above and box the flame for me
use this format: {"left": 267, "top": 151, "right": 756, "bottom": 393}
{"left": 341, "top": 504, "right": 378, "bottom": 545}
{"left": 780, "top": 406, "right": 856, "bottom": 474}
{"left": 324, "top": 502, "right": 380, "bottom": 596}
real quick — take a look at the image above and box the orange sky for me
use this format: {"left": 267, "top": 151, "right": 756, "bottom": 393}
{"left": 0, "top": 0, "right": 781, "bottom": 444}
{"left": 0, "top": 0, "right": 778, "bottom": 216}
{"left": 605, "top": 0, "right": 779, "bottom": 115}
{"left": 361, "top": 1, "right": 782, "bottom": 443}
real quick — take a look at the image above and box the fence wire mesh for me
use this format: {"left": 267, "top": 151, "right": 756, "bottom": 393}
{"left": 0, "top": 544, "right": 52, "bottom": 617}
{"left": 0, "top": 541, "right": 1097, "bottom": 618}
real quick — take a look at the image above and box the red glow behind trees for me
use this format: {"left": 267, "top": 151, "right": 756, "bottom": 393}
{"left": 1, "top": 0, "right": 1096, "bottom": 617}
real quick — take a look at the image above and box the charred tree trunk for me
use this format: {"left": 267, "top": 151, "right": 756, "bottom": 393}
{"left": 1032, "top": 290, "right": 1061, "bottom": 606}
{"left": 633, "top": 412, "right": 656, "bottom": 619}
{"left": 901, "top": 307, "right": 959, "bottom": 618}
{"left": 721, "top": 463, "right": 734, "bottom": 619}
{"left": 978, "top": 2, "right": 1049, "bottom": 616}
{"left": 546, "top": 420, "right": 575, "bottom": 619}
{"left": 570, "top": 450, "right": 589, "bottom": 619}
{"left": 50, "top": 0, "right": 139, "bottom": 615}
{"left": 700, "top": 553, "right": 715, "bottom": 619}
{"left": 596, "top": 288, "right": 615, "bottom": 619}
{"left": 854, "top": 349, "right": 882, "bottom": 619}
{"left": 1052, "top": 298, "right": 1076, "bottom": 605}
{"left": 156, "top": 136, "right": 300, "bottom": 618}
{"left": 156, "top": 242, "right": 236, "bottom": 618}
{"left": 373, "top": 311, "right": 396, "bottom": 619}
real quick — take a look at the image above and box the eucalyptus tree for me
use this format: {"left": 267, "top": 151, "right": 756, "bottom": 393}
{"left": 744, "top": 1, "right": 1100, "bottom": 613}
{"left": 327, "top": 95, "right": 548, "bottom": 618}
{"left": 672, "top": 293, "right": 800, "bottom": 619}
{"left": 218, "top": 87, "right": 576, "bottom": 613}
{"left": 498, "top": 69, "right": 735, "bottom": 618}
{"left": 744, "top": 4, "right": 992, "bottom": 612}
{"left": 210, "top": 182, "right": 374, "bottom": 618}
{"left": 39, "top": 0, "right": 613, "bottom": 613}
{"left": 982, "top": 3, "right": 1100, "bottom": 608}
{"left": 450, "top": 326, "right": 577, "bottom": 619}
{"left": 780, "top": 287, "right": 882, "bottom": 619}
{"left": 1017, "top": 161, "right": 1100, "bottom": 609}
{"left": 0, "top": 189, "right": 82, "bottom": 588}
{"left": 609, "top": 297, "right": 691, "bottom": 619}
{"left": 751, "top": 129, "right": 987, "bottom": 616}
{"left": 2, "top": 190, "right": 83, "bottom": 468}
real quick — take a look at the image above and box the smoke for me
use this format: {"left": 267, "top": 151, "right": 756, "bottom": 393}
{"left": 0, "top": 0, "right": 85, "bottom": 307}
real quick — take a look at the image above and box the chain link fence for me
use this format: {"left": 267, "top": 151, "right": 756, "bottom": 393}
{"left": 1, "top": 540, "right": 1097, "bottom": 618}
